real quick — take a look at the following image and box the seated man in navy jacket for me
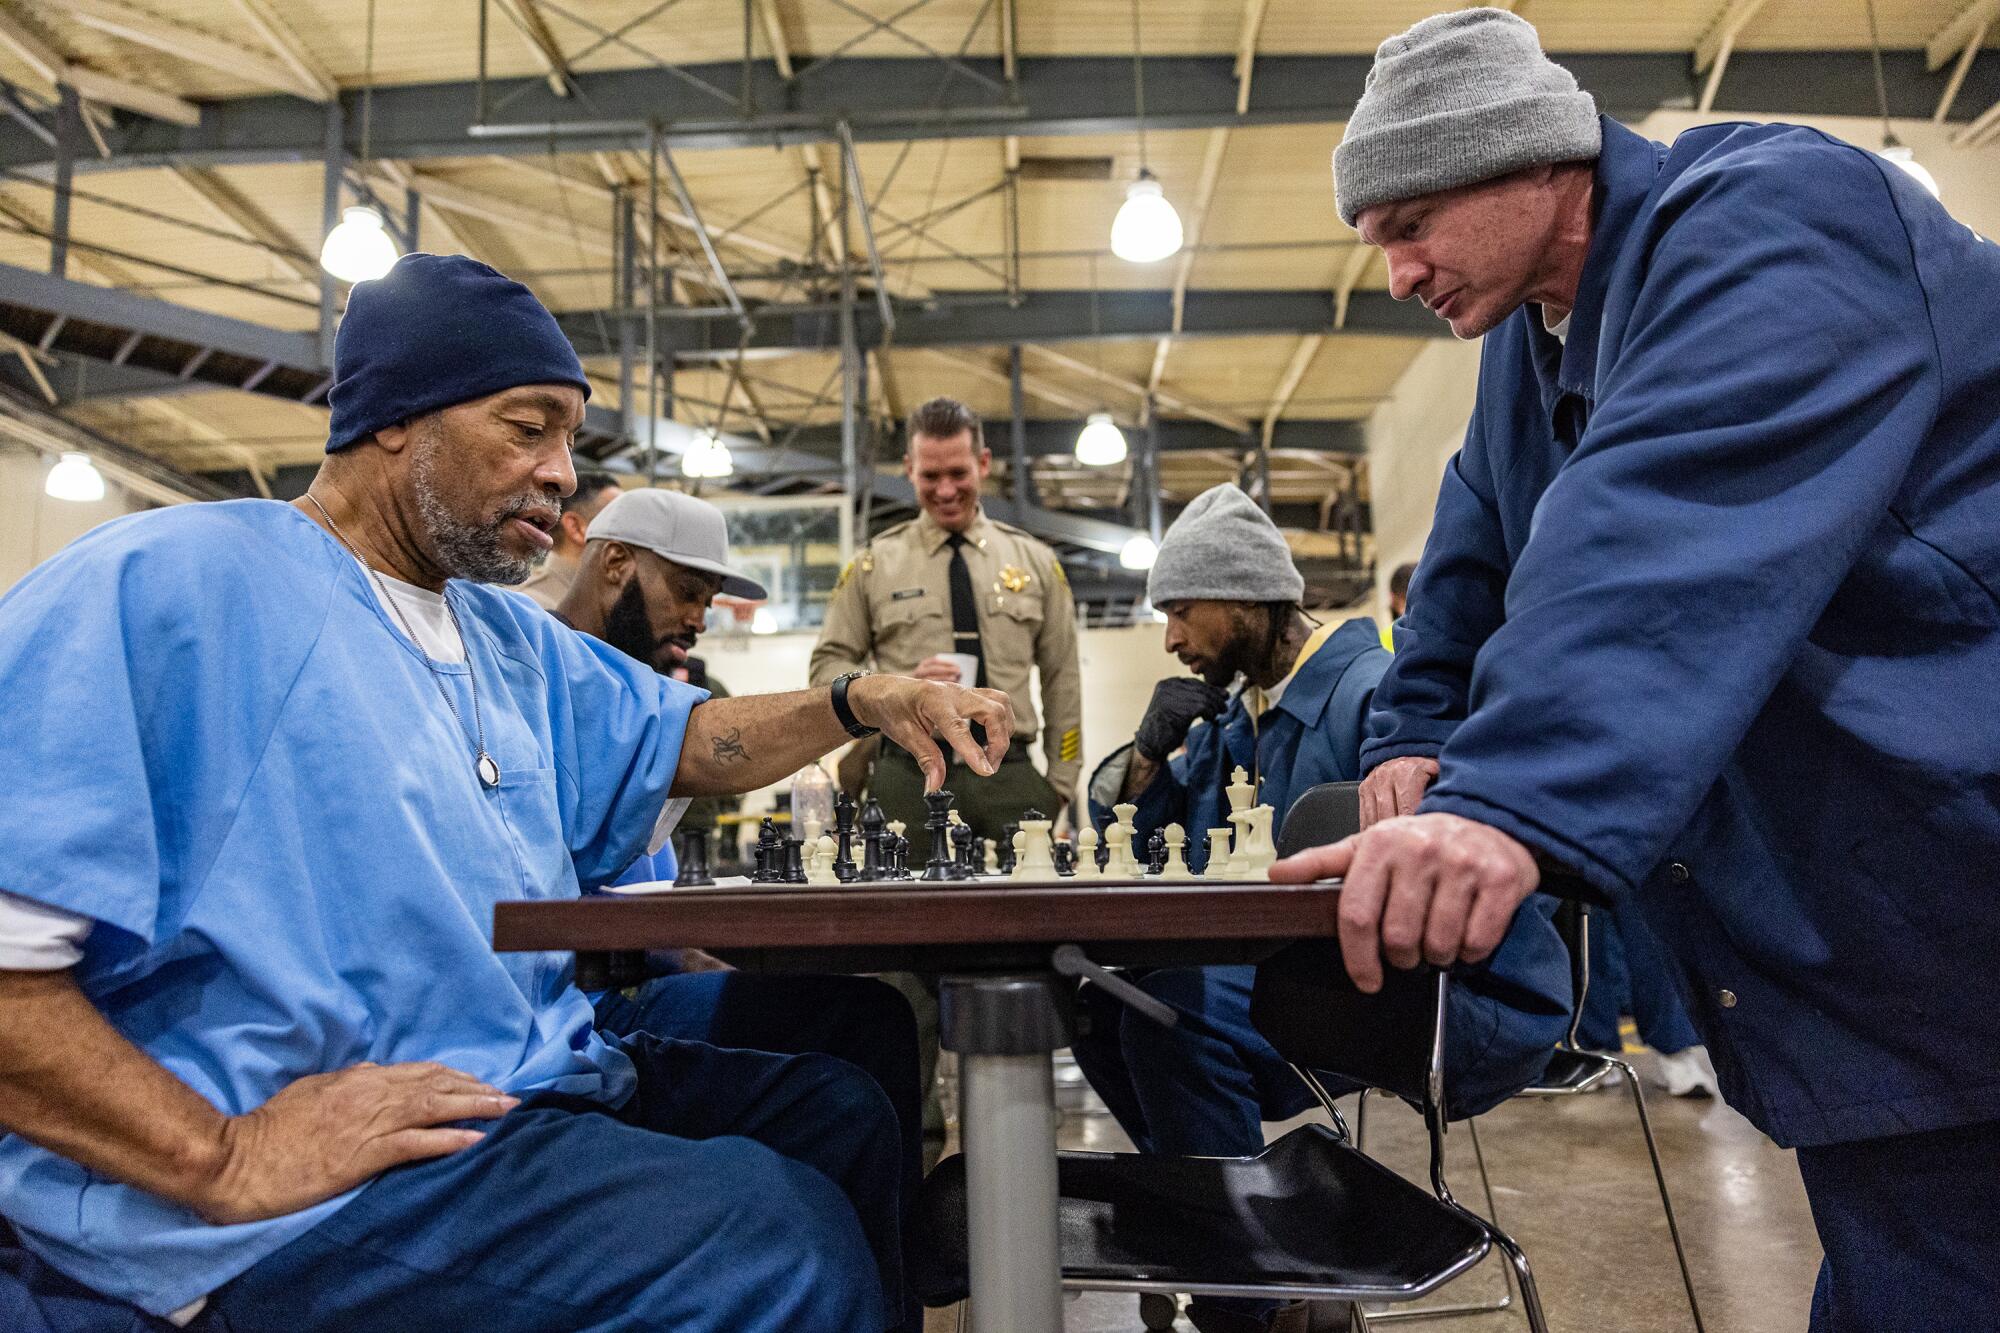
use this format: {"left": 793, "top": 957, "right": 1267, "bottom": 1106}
{"left": 1075, "top": 484, "right": 1570, "bottom": 1333}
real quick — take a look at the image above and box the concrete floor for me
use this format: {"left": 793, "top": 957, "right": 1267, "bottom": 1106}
{"left": 926, "top": 1064, "right": 1822, "bottom": 1333}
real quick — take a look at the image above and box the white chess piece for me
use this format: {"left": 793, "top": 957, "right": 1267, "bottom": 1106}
{"left": 1073, "top": 826, "right": 1103, "bottom": 879}
{"left": 802, "top": 816, "right": 824, "bottom": 850}
{"left": 1011, "top": 817, "right": 1057, "bottom": 879}
{"left": 1103, "top": 821, "right": 1132, "bottom": 879}
{"left": 1206, "top": 827, "right": 1235, "bottom": 879}
{"left": 1111, "top": 802, "right": 1142, "bottom": 877}
{"left": 1224, "top": 767, "right": 1258, "bottom": 875}
{"left": 1240, "top": 804, "right": 1278, "bottom": 879}
{"left": 1159, "top": 822, "right": 1193, "bottom": 880}
{"left": 806, "top": 834, "right": 840, "bottom": 885}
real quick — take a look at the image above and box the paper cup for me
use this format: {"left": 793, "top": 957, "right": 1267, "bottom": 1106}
{"left": 943, "top": 652, "right": 980, "bottom": 687}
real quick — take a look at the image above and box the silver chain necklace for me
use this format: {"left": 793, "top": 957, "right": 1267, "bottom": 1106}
{"left": 304, "top": 492, "right": 501, "bottom": 789}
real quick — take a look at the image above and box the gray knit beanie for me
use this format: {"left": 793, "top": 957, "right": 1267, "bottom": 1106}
{"left": 1148, "top": 484, "right": 1305, "bottom": 606}
{"left": 1333, "top": 8, "right": 1601, "bottom": 228}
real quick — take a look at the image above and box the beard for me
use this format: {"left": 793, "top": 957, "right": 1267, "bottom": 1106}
{"left": 410, "top": 421, "right": 549, "bottom": 585}
{"left": 602, "top": 578, "right": 698, "bottom": 672}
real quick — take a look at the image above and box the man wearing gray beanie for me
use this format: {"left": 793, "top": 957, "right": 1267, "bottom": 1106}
{"left": 1072, "top": 484, "right": 1570, "bottom": 1333}
{"left": 1298, "top": 9, "right": 2000, "bottom": 1327}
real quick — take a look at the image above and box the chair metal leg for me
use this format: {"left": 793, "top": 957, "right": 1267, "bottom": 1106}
{"left": 1609, "top": 1055, "right": 1708, "bottom": 1333}
{"left": 1481, "top": 1219, "right": 1550, "bottom": 1333}
{"left": 1352, "top": 1110, "right": 1519, "bottom": 1325}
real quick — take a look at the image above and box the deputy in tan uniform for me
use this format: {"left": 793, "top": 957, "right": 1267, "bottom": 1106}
{"left": 812, "top": 396, "right": 1083, "bottom": 844}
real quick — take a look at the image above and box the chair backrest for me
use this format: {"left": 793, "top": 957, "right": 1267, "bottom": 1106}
{"left": 1276, "top": 780, "right": 1363, "bottom": 858}
{"left": 1250, "top": 940, "right": 1443, "bottom": 1106}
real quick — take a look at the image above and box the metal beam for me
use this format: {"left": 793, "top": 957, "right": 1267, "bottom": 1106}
{"left": 10, "top": 50, "right": 1999, "bottom": 175}
{"left": 560, "top": 287, "right": 1446, "bottom": 360}
{"left": 225, "top": 0, "right": 338, "bottom": 101}
{"left": 0, "top": 7, "right": 199, "bottom": 125}
{"left": 171, "top": 164, "right": 317, "bottom": 284}
{"left": 1929, "top": 0, "right": 2000, "bottom": 69}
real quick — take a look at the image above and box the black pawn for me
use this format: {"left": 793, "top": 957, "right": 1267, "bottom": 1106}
{"left": 833, "top": 794, "right": 858, "bottom": 884}
{"left": 859, "top": 799, "right": 888, "bottom": 882}
{"left": 996, "top": 822, "right": 1020, "bottom": 875}
{"left": 784, "top": 834, "right": 806, "bottom": 884}
{"left": 673, "top": 827, "right": 714, "bottom": 887}
{"left": 1147, "top": 829, "right": 1168, "bottom": 877}
{"left": 1095, "top": 832, "right": 1111, "bottom": 872}
{"left": 952, "top": 821, "right": 976, "bottom": 878}
{"left": 921, "top": 790, "right": 958, "bottom": 881}
{"left": 1052, "top": 839, "right": 1076, "bottom": 878}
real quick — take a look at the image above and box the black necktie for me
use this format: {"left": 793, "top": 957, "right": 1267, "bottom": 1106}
{"left": 945, "top": 534, "right": 987, "bottom": 689}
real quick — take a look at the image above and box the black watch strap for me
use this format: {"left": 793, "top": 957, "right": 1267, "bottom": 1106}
{"left": 830, "top": 671, "right": 879, "bottom": 739}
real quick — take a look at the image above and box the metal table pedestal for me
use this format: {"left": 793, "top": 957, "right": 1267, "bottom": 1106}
{"left": 941, "top": 973, "right": 1076, "bottom": 1333}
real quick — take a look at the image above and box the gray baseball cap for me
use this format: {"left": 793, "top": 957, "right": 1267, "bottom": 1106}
{"left": 585, "top": 488, "right": 769, "bottom": 601}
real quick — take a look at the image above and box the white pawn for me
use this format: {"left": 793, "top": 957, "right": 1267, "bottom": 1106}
{"left": 1206, "top": 827, "right": 1235, "bottom": 879}
{"left": 1012, "top": 816, "right": 1057, "bottom": 879}
{"left": 806, "top": 834, "right": 840, "bottom": 885}
{"left": 1073, "top": 826, "right": 1103, "bottom": 879}
{"left": 802, "top": 816, "right": 824, "bottom": 850}
{"left": 1103, "top": 821, "right": 1133, "bottom": 880}
{"left": 1159, "top": 822, "right": 1193, "bottom": 880}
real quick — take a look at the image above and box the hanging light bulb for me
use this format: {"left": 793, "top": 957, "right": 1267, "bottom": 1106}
{"left": 1877, "top": 143, "right": 1940, "bottom": 198}
{"left": 320, "top": 205, "right": 399, "bottom": 283}
{"left": 1111, "top": 171, "right": 1184, "bottom": 264}
{"left": 1119, "top": 532, "right": 1158, "bottom": 571}
{"left": 1074, "top": 412, "right": 1128, "bottom": 467}
{"left": 700, "top": 436, "right": 734, "bottom": 478}
{"left": 44, "top": 452, "right": 105, "bottom": 503}
{"left": 750, "top": 606, "right": 778, "bottom": 635}
{"left": 682, "top": 430, "right": 734, "bottom": 478}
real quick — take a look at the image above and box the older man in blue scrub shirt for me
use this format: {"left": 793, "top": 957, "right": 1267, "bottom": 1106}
{"left": 0, "top": 254, "right": 1012, "bottom": 1333}
{"left": 1269, "top": 13, "right": 2000, "bottom": 1331}
{"left": 1075, "top": 485, "right": 1568, "bottom": 1333}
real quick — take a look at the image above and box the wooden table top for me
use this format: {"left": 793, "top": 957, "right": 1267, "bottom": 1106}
{"left": 493, "top": 878, "right": 1342, "bottom": 969}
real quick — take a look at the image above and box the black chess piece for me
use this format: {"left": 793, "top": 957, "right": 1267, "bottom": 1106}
{"left": 951, "top": 821, "right": 976, "bottom": 879}
{"left": 673, "top": 827, "right": 715, "bottom": 887}
{"left": 996, "top": 822, "right": 1020, "bottom": 875}
{"left": 1052, "top": 839, "right": 1076, "bottom": 878}
{"left": 859, "top": 799, "right": 888, "bottom": 882}
{"left": 784, "top": 833, "right": 806, "bottom": 884}
{"left": 883, "top": 833, "right": 905, "bottom": 880}
{"left": 832, "top": 794, "right": 858, "bottom": 884}
{"left": 1095, "top": 832, "right": 1111, "bottom": 872}
{"left": 1147, "top": 829, "right": 1168, "bottom": 877}
{"left": 921, "top": 790, "right": 957, "bottom": 881}
{"left": 974, "top": 836, "right": 990, "bottom": 877}
{"left": 751, "top": 817, "right": 779, "bottom": 883}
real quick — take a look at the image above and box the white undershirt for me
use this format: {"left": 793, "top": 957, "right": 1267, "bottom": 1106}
{"left": 1542, "top": 305, "right": 1572, "bottom": 343}
{"left": 0, "top": 558, "right": 681, "bottom": 971}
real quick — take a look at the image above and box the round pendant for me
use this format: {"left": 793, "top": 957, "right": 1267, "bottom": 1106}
{"left": 477, "top": 752, "right": 501, "bottom": 788}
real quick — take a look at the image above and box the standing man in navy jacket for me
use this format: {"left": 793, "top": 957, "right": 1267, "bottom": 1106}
{"left": 1272, "top": 11, "right": 2000, "bottom": 1329}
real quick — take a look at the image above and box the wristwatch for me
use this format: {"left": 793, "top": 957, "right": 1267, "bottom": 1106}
{"left": 830, "top": 671, "right": 879, "bottom": 739}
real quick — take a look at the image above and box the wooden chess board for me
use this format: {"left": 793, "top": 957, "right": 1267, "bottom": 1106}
{"left": 495, "top": 876, "right": 1341, "bottom": 975}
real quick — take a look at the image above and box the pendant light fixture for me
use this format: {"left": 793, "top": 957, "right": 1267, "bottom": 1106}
{"left": 1075, "top": 412, "right": 1129, "bottom": 467}
{"left": 321, "top": 0, "right": 400, "bottom": 282}
{"left": 1863, "top": 0, "right": 1941, "bottom": 199}
{"left": 44, "top": 451, "right": 105, "bottom": 503}
{"left": 680, "top": 429, "right": 735, "bottom": 479}
{"left": 1118, "top": 532, "right": 1159, "bottom": 570}
{"left": 1109, "top": 0, "right": 1184, "bottom": 264}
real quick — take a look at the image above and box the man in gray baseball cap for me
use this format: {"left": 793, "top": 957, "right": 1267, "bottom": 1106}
{"left": 555, "top": 487, "right": 767, "bottom": 674}
{"left": 1297, "top": 10, "right": 2000, "bottom": 1328}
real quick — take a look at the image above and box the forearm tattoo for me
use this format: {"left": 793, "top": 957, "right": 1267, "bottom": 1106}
{"left": 711, "top": 727, "right": 750, "bottom": 765}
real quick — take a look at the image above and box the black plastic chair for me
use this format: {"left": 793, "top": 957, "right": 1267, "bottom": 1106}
{"left": 910, "top": 913, "right": 1550, "bottom": 1331}
{"left": 1283, "top": 781, "right": 1706, "bottom": 1332}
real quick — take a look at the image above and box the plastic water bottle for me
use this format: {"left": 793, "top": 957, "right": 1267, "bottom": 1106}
{"left": 789, "top": 761, "right": 835, "bottom": 839}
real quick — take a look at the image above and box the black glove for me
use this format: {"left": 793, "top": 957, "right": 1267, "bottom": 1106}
{"left": 1134, "top": 678, "right": 1229, "bottom": 761}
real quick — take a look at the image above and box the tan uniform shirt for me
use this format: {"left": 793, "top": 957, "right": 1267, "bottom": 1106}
{"left": 811, "top": 508, "right": 1085, "bottom": 797}
{"left": 517, "top": 552, "right": 580, "bottom": 612}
